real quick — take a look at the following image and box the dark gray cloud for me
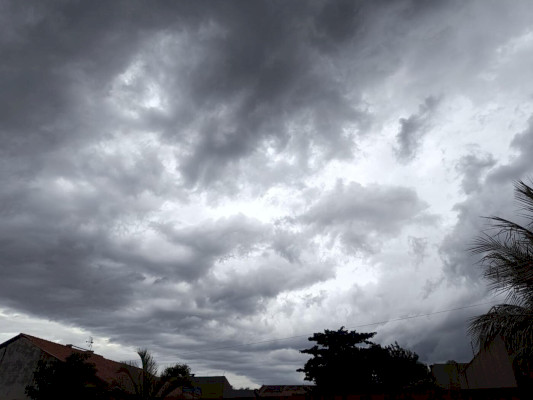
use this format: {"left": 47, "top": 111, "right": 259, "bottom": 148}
{"left": 197, "top": 257, "right": 334, "bottom": 316}
{"left": 113, "top": 0, "right": 373, "bottom": 192}
{"left": 300, "top": 181, "right": 435, "bottom": 254}
{"left": 487, "top": 117, "right": 533, "bottom": 186}
{"left": 153, "top": 215, "right": 270, "bottom": 280}
{"left": 408, "top": 236, "right": 429, "bottom": 267}
{"left": 456, "top": 152, "right": 497, "bottom": 194}
{"left": 439, "top": 117, "right": 533, "bottom": 303}
{"left": 395, "top": 96, "right": 440, "bottom": 162}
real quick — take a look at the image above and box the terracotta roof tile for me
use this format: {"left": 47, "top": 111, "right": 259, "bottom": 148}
{"left": 19, "top": 333, "right": 139, "bottom": 387}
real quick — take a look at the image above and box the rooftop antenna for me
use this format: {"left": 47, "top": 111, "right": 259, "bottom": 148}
{"left": 86, "top": 336, "right": 94, "bottom": 351}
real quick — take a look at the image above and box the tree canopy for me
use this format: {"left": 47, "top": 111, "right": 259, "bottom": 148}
{"left": 25, "top": 352, "right": 109, "bottom": 400}
{"left": 297, "top": 327, "right": 430, "bottom": 394}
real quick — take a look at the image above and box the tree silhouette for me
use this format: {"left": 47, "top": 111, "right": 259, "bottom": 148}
{"left": 297, "top": 327, "right": 430, "bottom": 395}
{"left": 25, "top": 352, "right": 109, "bottom": 400}
{"left": 119, "top": 348, "right": 193, "bottom": 400}
{"left": 469, "top": 180, "right": 533, "bottom": 358}
{"left": 298, "top": 327, "right": 376, "bottom": 394}
{"left": 376, "top": 342, "right": 432, "bottom": 390}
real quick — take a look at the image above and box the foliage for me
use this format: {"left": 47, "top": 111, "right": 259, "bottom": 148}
{"left": 25, "top": 352, "right": 109, "bottom": 400}
{"left": 469, "top": 180, "right": 533, "bottom": 359}
{"left": 297, "top": 327, "right": 376, "bottom": 393}
{"left": 297, "top": 327, "right": 430, "bottom": 394}
{"left": 160, "top": 362, "right": 193, "bottom": 388}
{"left": 119, "top": 348, "right": 193, "bottom": 400}
{"left": 376, "top": 342, "right": 432, "bottom": 390}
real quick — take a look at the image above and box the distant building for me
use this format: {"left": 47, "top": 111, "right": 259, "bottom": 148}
{"left": 0, "top": 333, "right": 138, "bottom": 400}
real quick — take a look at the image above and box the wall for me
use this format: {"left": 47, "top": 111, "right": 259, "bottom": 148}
{"left": 0, "top": 336, "right": 49, "bottom": 400}
{"left": 431, "top": 363, "right": 466, "bottom": 389}
{"left": 463, "top": 336, "right": 517, "bottom": 389}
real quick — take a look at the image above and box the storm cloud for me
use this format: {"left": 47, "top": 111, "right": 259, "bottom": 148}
{"left": 2, "top": 0, "right": 533, "bottom": 387}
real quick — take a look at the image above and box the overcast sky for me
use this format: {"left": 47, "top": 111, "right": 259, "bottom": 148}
{"left": 2, "top": 0, "right": 533, "bottom": 388}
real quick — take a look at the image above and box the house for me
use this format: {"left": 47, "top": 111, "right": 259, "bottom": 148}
{"left": 0, "top": 333, "right": 139, "bottom": 400}
{"left": 431, "top": 336, "right": 528, "bottom": 391}
{"left": 188, "top": 376, "right": 235, "bottom": 399}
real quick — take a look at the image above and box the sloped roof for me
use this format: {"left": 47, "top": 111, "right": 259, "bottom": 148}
{"left": 191, "top": 376, "right": 231, "bottom": 386}
{"left": 257, "top": 385, "right": 314, "bottom": 397}
{"left": 1, "top": 333, "right": 139, "bottom": 387}
{"left": 190, "top": 375, "right": 234, "bottom": 397}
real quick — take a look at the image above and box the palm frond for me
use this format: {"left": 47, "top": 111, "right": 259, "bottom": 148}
{"left": 469, "top": 180, "right": 533, "bottom": 358}
{"left": 470, "top": 218, "right": 533, "bottom": 304}
{"left": 468, "top": 304, "right": 533, "bottom": 356}
{"left": 514, "top": 180, "right": 533, "bottom": 221}
{"left": 471, "top": 238, "right": 533, "bottom": 304}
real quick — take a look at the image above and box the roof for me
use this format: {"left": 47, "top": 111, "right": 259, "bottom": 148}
{"left": 229, "top": 389, "right": 256, "bottom": 398}
{"left": 191, "top": 376, "right": 232, "bottom": 386}
{"left": 257, "top": 385, "right": 314, "bottom": 397}
{"left": 1, "top": 333, "right": 139, "bottom": 387}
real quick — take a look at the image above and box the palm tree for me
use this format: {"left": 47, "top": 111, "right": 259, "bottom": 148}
{"left": 469, "top": 180, "right": 533, "bottom": 359}
{"left": 119, "top": 348, "right": 193, "bottom": 400}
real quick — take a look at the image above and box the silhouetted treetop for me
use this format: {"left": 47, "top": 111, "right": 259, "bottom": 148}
{"left": 297, "top": 327, "right": 431, "bottom": 394}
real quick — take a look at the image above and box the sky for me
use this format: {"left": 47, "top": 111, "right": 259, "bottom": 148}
{"left": 1, "top": 0, "right": 533, "bottom": 388}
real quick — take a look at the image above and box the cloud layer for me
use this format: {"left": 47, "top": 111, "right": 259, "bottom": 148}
{"left": 2, "top": 0, "right": 533, "bottom": 387}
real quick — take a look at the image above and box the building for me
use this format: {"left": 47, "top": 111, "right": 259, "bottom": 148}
{"left": 188, "top": 376, "right": 235, "bottom": 399}
{"left": 431, "top": 336, "right": 528, "bottom": 391}
{"left": 0, "top": 333, "right": 138, "bottom": 400}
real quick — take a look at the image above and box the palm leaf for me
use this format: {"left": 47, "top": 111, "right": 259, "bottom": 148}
{"left": 469, "top": 180, "right": 533, "bottom": 358}
{"left": 468, "top": 304, "right": 533, "bottom": 357}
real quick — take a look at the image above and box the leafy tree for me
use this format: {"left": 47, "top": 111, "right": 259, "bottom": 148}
{"left": 376, "top": 342, "right": 432, "bottom": 390}
{"left": 297, "top": 327, "right": 430, "bottom": 395}
{"left": 159, "top": 363, "right": 194, "bottom": 397}
{"left": 119, "top": 348, "right": 193, "bottom": 400}
{"left": 468, "top": 180, "right": 533, "bottom": 358}
{"left": 25, "top": 352, "right": 109, "bottom": 400}
{"left": 297, "top": 327, "right": 376, "bottom": 394}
